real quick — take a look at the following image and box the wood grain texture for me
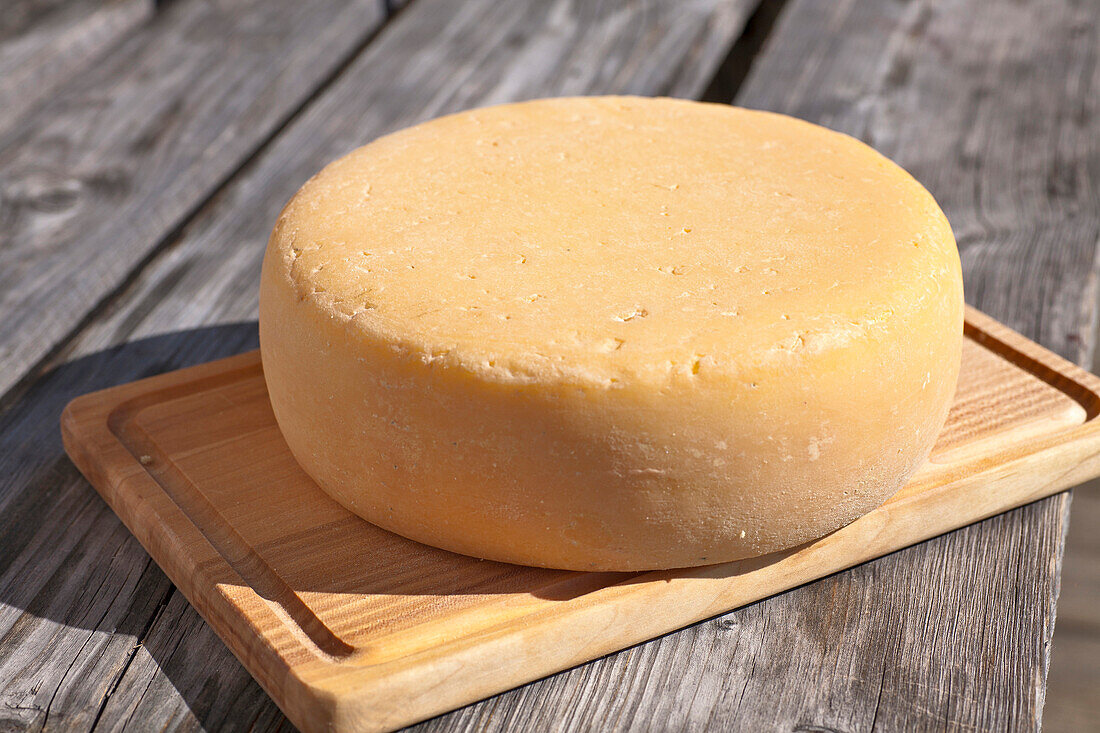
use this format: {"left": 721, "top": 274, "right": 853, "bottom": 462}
{"left": 0, "top": 0, "right": 388, "bottom": 406}
{"left": 1045, "top": 477, "right": 1100, "bottom": 732}
{"left": 59, "top": 311, "right": 1100, "bottom": 732}
{"left": 0, "top": 0, "right": 153, "bottom": 141}
{"left": 0, "top": 0, "right": 759, "bottom": 730}
{"left": 0, "top": 326, "right": 271, "bottom": 733}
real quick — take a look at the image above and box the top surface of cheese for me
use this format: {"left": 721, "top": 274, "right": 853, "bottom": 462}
{"left": 273, "top": 96, "right": 955, "bottom": 385}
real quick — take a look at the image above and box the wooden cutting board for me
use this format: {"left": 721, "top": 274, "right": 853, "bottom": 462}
{"left": 61, "top": 307, "right": 1100, "bottom": 733}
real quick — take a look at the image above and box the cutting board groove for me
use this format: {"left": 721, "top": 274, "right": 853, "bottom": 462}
{"left": 61, "top": 307, "right": 1100, "bottom": 732}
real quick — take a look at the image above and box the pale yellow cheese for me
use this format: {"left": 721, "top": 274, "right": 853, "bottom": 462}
{"left": 259, "top": 96, "right": 964, "bottom": 571}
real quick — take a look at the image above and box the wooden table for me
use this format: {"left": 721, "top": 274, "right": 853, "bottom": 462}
{"left": 1, "top": 0, "right": 1095, "bottom": 729}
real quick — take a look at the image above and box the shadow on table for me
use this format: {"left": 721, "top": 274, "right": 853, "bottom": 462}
{"left": 0, "top": 322, "right": 294, "bottom": 730}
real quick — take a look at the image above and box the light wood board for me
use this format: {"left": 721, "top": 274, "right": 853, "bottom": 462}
{"left": 60, "top": 307, "right": 1100, "bottom": 732}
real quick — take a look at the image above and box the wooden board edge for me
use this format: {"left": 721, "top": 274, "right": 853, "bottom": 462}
{"left": 60, "top": 362, "right": 345, "bottom": 733}
{"left": 963, "top": 305, "right": 1100, "bottom": 416}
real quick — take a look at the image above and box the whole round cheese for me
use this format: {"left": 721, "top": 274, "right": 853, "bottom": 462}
{"left": 259, "top": 96, "right": 964, "bottom": 571}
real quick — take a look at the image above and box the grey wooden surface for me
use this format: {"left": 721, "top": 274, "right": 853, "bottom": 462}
{"left": 1047, "top": 479, "right": 1100, "bottom": 731}
{"left": 0, "top": 0, "right": 153, "bottom": 141}
{"left": 0, "top": 0, "right": 1095, "bottom": 730}
{"left": 0, "top": 0, "right": 388, "bottom": 407}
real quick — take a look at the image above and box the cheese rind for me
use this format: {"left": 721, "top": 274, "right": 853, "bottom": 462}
{"left": 259, "top": 96, "right": 964, "bottom": 571}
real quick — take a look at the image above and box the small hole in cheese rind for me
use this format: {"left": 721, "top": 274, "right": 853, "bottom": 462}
{"left": 614, "top": 307, "right": 648, "bottom": 323}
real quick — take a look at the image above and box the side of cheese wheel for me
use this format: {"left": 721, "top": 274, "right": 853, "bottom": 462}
{"left": 259, "top": 96, "right": 963, "bottom": 571}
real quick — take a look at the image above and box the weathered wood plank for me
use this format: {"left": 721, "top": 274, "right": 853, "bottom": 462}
{"left": 0, "top": 0, "right": 758, "bottom": 730}
{"left": 1052, "top": 480, "right": 1100, "bottom": 647}
{"left": 0, "top": 0, "right": 388, "bottom": 407}
{"left": 1046, "top": 479, "right": 1100, "bottom": 731}
{"left": 0, "top": 327, "right": 259, "bottom": 732}
{"left": 0, "top": 0, "right": 154, "bottom": 141}
{"left": 89, "top": 591, "right": 289, "bottom": 733}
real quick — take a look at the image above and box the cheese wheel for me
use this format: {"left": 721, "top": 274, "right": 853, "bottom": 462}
{"left": 259, "top": 96, "right": 963, "bottom": 571}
